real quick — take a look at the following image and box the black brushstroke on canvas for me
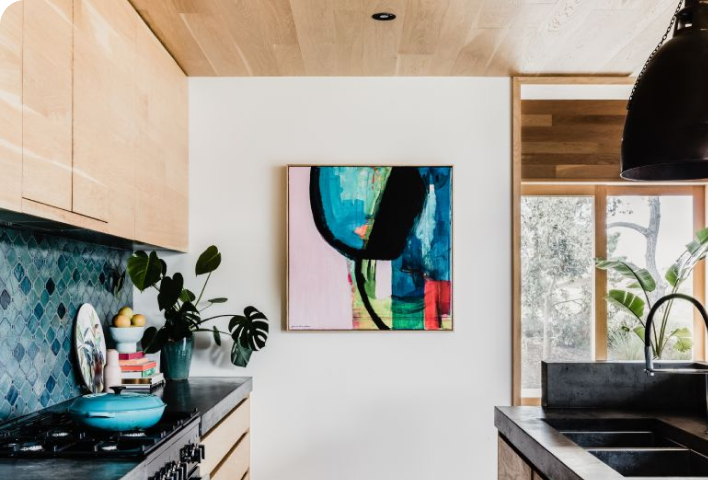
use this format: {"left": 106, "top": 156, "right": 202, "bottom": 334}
{"left": 309, "top": 166, "right": 426, "bottom": 330}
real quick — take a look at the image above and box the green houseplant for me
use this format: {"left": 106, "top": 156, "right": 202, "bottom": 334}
{"left": 128, "top": 245, "right": 268, "bottom": 379}
{"left": 596, "top": 226, "right": 708, "bottom": 359}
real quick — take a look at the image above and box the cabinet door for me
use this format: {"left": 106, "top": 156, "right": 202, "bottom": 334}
{"left": 498, "top": 435, "right": 532, "bottom": 480}
{"left": 73, "top": 0, "right": 137, "bottom": 233}
{"left": 22, "top": 0, "right": 73, "bottom": 211}
{"left": 0, "top": 2, "right": 22, "bottom": 211}
{"left": 135, "top": 20, "right": 188, "bottom": 251}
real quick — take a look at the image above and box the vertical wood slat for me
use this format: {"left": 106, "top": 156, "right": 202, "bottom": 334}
{"left": 594, "top": 186, "right": 608, "bottom": 361}
{"left": 694, "top": 186, "right": 706, "bottom": 362}
{"left": 511, "top": 78, "right": 522, "bottom": 406}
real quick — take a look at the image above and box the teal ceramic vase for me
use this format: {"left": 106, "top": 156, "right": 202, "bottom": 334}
{"left": 161, "top": 337, "right": 194, "bottom": 381}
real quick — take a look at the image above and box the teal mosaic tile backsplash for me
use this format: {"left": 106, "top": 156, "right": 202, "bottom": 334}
{"left": 0, "top": 226, "right": 132, "bottom": 422}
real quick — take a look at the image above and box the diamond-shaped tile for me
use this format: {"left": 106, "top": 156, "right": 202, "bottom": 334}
{"left": 0, "top": 290, "right": 11, "bottom": 310}
{"left": 50, "top": 338, "right": 61, "bottom": 356}
{"left": 19, "top": 277, "right": 31, "bottom": 295}
{"left": 45, "top": 278, "right": 55, "bottom": 295}
{"left": 33, "top": 303, "right": 44, "bottom": 319}
{"left": 12, "top": 264, "right": 24, "bottom": 282}
{"left": 27, "top": 341, "right": 39, "bottom": 360}
{"left": 6, "top": 384, "right": 18, "bottom": 405}
{"left": 12, "top": 343, "right": 24, "bottom": 362}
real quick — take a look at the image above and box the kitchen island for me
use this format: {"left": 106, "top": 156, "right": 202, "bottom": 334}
{"left": 496, "top": 406, "right": 708, "bottom": 479}
{"left": 0, "top": 377, "right": 252, "bottom": 480}
{"left": 497, "top": 361, "right": 708, "bottom": 479}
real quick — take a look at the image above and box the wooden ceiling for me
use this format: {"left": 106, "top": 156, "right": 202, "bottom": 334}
{"left": 128, "top": 0, "right": 679, "bottom": 77}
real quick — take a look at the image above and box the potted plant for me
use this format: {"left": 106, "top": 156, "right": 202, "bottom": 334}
{"left": 596, "top": 226, "right": 708, "bottom": 359}
{"left": 128, "top": 245, "right": 268, "bottom": 380}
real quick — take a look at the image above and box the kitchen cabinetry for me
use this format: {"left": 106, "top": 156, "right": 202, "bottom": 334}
{"left": 0, "top": 0, "right": 188, "bottom": 250}
{"left": 22, "top": 0, "right": 73, "bottom": 211}
{"left": 498, "top": 435, "right": 543, "bottom": 480}
{"left": 202, "top": 396, "right": 250, "bottom": 480}
{"left": 73, "top": 0, "right": 138, "bottom": 232}
{"left": 0, "top": 2, "right": 22, "bottom": 212}
{"left": 135, "top": 21, "right": 188, "bottom": 251}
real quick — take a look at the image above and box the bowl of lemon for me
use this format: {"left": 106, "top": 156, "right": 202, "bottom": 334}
{"left": 109, "top": 306, "right": 147, "bottom": 353}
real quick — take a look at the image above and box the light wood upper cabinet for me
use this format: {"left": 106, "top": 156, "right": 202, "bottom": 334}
{"left": 135, "top": 19, "right": 188, "bottom": 251}
{"left": 73, "top": 0, "right": 138, "bottom": 233}
{"left": 0, "top": 2, "right": 23, "bottom": 212}
{"left": 22, "top": 0, "right": 73, "bottom": 211}
{"left": 0, "top": 0, "right": 188, "bottom": 250}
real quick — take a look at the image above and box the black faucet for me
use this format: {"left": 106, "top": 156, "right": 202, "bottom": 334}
{"left": 644, "top": 293, "right": 708, "bottom": 374}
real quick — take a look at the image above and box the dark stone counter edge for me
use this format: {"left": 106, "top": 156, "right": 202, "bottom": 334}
{"left": 495, "top": 407, "right": 587, "bottom": 480}
{"left": 198, "top": 377, "right": 253, "bottom": 436}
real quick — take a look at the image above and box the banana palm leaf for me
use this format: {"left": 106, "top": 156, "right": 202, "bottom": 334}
{"left": 606, "top": 289, "right": 645, "bottom": 320}
{"left": 595, "top": 259, "right": 657, "bottom": 293}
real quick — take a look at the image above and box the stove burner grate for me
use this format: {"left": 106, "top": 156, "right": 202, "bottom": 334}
{"left": 19, "top": 443, "right": 44, "bottom": 452}
{"left": 0, "top": 409, "right": 199, "bottom": 458}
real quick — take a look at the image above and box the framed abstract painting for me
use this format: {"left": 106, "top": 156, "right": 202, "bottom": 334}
{"left": 287, "top": 165, "right": 453, "bottom": 331}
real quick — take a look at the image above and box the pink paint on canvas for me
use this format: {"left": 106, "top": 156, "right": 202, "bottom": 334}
{"left": 288, "top": 167, "right": 353, "bottom": 329}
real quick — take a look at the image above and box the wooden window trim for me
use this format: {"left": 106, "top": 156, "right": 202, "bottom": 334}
{"left": 512, "top": 77, "right": 707, "bottom": 405}
{"left": 516, "top": 182, "right": 706, "bottom": 404}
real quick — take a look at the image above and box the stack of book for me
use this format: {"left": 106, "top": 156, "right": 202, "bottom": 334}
{"left": 119, "top": 352, "right": 165, "bottom": 391}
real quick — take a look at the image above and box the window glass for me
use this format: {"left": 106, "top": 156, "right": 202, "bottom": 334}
{"left": 520, "top": 196, "right": 594, "bottom": 398}
{"left": 607, "top": 196, "right": 695, "bottom": 361}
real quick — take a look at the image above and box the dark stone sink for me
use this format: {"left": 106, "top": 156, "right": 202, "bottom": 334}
{"left": 562, "top": 432, "right": 679, "bottom": 449}
{"left": 544, "top": 418, "right": 681, "bottom": 448}
{"left": 544, "top": 418, "right": 708, "bottom": 477}
{"left": 589, "top": 449, "right": 708, "bottom": 477}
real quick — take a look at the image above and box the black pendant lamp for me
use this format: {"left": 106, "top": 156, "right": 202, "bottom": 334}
{"left": 622, "top": 0, "right": 708, "bottom": 181}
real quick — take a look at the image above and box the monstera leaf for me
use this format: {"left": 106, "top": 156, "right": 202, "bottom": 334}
{"left": 196, "top": 245, "right": 222, "bottom": 276}
{"left": 228, "top": 307, "right": 269, "bottom": 367}
{"left": 128, "top": 251, "right": 163, "bottom": 291}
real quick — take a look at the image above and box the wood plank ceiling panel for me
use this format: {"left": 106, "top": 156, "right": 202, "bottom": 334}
{"left": 128, "top": 0, "right": 681, "bottom": 76}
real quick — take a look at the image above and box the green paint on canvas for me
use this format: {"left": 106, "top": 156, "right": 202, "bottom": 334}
{"left": 334, "top": 167, "right": 391, "bottom": 245}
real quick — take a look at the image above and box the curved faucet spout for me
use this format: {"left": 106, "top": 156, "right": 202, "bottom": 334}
{"left": 644, "top": 293, "right": 708, "bottom": 373}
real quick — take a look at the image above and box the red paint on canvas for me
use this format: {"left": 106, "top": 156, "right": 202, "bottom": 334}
{"left": 424, "top": 280, "right": 451, "bottom": 330}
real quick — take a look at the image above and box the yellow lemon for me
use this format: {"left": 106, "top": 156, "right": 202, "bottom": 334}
{"left": 113, "top": 314, "right": 131, "bottom": 328}
{"left": 118, "top": 306, "right": 134, "bottom": 319}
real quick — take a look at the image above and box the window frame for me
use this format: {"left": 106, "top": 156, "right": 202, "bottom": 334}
{"left": 511, "top": 76, "right": 707, "bottom": 406}
{"left": 516, "top": 183, "right": 706, "bottom": 405}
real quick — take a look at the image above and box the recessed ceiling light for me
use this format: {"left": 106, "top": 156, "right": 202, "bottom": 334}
{"left": 372, "top": 12, "right": 396, "bottom": 21}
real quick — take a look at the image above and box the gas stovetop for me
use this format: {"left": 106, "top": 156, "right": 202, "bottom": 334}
{"left": 0, "top": 409, "right": 199, "bottom": 458}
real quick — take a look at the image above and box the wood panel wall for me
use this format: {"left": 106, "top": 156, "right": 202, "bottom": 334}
{"left": 521, "top": 100, "right": 627, "bottom": 181}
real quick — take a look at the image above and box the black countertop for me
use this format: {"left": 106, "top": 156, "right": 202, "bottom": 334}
{"left": 495, "top": 406, "right": 708, "bottom": 480}
{"left": 0, "top": 377, "right": 252, "bottom": 480}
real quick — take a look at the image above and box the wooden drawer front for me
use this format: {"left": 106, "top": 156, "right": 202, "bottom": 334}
{"left": 211, "top": 432, "right": 249, "bottom": 480}
{"left": 202, "top": 396, "right": 250, "bottom": 474}
{"left": 498, "top": 435, "right": 532, "bottom": 480}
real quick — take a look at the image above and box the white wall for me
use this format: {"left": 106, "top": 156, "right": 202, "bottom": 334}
{"left": 136, "top": 77, "right": 512, "bottom": 480}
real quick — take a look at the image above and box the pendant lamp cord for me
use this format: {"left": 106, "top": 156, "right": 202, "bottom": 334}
{"left": 628, "top": 0, "right": 685, "bottom": 109}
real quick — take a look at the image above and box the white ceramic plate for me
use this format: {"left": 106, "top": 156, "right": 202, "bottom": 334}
{"left": 74, "top": 304, "right": 107, "bottom": 393}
